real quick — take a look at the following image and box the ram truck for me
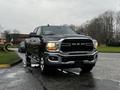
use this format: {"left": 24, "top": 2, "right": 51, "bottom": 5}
{"left": 25, "top": 25, "right": 98, "bottom": 73}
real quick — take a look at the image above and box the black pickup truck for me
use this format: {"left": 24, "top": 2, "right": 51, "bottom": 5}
{"left": 25, "top": 25, "right": 98, "bottom": 73}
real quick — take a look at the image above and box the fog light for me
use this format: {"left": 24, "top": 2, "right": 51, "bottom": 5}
{"left": 48, "top": 56, "right": 58, "bottom": 61}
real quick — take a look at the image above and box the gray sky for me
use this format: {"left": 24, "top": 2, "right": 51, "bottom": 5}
{"left": 0, "top": 0, "right": 119, "bottom": 34}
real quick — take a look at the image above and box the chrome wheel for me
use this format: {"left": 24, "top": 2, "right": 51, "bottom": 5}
{"left": 40, "top": 57, "right": 45, "bottom": 71}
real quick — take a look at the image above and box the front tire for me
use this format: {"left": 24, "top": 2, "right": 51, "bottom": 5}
{"left": 25, "top": 52, "right": 31, "bottom": 67}
{"left": 81, "top": 64, "right": 94, "bottom": 73}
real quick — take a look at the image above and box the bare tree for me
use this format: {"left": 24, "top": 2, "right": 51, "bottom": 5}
{"left": 3, "top": 30, "right": 11, "bottom": 42}
{"left": 0, "top": 25, "right": 4, "bottom": 32}
{"left": 113, "top": 11, "right": 120, "bottom": 40}
{"left": 13, "top": 29, "right": 20, "bottom": 34}
{"left": 76, "top": 10, "right": 114, "bottom": 45}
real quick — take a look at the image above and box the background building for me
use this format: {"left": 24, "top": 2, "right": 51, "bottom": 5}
{"left": 0, "top": 33, "right": 6, "bottom": 45}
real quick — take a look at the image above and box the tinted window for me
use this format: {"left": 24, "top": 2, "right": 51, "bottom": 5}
{"left": 41, "top": 26, "right": 77, "bottom": 35}
{"left": 36, "top": 27, "right": 42, "bottom": 35}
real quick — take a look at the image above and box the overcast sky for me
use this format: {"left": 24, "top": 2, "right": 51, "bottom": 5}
{"left": 0, "top": 0, "right": 119, "bottom": 34}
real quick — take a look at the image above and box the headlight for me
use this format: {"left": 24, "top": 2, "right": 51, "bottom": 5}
{"left": 46, "top": 42, "right": 59, "bottom": 52}
{"left": 93, "top": 39, "right": 98, "bottom": 49}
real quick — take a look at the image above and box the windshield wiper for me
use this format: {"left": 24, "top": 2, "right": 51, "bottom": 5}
{"left": 44, "top": 33, "right": 55, "bottom": 35}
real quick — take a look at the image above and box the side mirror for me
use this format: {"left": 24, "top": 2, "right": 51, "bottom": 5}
{"left": 29, "top": 32, "right": 40, "bottom": 37}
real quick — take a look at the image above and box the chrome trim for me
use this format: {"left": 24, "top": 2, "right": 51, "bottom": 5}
{"left": 59, "top": 51, "right": 96, "bottom": 54}
{"left": 58, "top": 51, "right": 98, "bottom": 57}
{"left": 48, "top": 58, "right": 75, "bottom": 64}
{"left": 61, "top": 61, "right": 75, "bottom": 64}
{"left": 48, "top": 58, "right": 59, "bottom": 63}
{"left": 83, "top": 58, "right": 97, "bottom": 64}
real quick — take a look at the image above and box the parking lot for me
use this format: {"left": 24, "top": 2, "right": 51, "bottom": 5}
{"left": 0, "top": 51, "right": 120, "bottom": 90}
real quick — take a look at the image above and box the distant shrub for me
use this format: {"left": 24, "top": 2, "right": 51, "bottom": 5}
{"left": 106, "top": 39, "right": 120, "bottom": 47}
{"left": 5, "top": 43, "right": 13, "bottom": 51}
{"left": 0, "top": 45, "right": 4, "bottom": 51}
{"left": 0, "top": 43, "right": 13, "bottom": 52}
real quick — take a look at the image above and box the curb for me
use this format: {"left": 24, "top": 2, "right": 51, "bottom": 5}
{"left": 11, "top": 59, "right": 22, "bottom": 67}
{"left": 0, "top": 59, "right": 22, "bottom": 68}
{"left": 0, "top": 64, "right": 10, "bottom": 68}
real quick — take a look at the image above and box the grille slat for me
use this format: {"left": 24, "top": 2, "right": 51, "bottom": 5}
{"left": 60, "top": 39, "right": 94, "bottom": 52}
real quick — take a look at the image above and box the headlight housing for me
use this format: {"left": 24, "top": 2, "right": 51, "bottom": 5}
{"left": 93, "top": 39, "right": 98, "bottom": 49}
{"left": 46, "top": 42, "right": 59, "bottom": 52}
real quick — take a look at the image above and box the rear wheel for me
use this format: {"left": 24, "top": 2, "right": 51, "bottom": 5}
{"left": 25, "top": 52, "right": 31, "bottom": 67}
{"left": 81, "top": 64, "right": 94, "bottom": 73}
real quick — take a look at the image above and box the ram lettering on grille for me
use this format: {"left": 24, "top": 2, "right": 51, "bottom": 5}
{"left": 60, "top": 39, "right": 94, "bottom": 52}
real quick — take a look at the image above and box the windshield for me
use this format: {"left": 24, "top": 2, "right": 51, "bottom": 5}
{"left": 41, "top": 26, "right": 77, "bottom": 35}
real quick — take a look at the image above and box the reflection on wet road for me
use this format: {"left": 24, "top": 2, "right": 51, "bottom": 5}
{"left": 0, "top": 50, "right": 120, "bottom": 90}
{"left": 28, "top": 67, "right": 120, "bottom": 90}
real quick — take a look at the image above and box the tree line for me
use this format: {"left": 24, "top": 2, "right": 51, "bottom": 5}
{"left": 1, "top": 10, "right": 120, "bottom": 46}
{"left": 75, "top": 11, "right": 120, "bottom": 46}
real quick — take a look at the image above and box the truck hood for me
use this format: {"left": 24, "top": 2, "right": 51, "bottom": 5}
{"left": 43, "top": 34, "right": 92, "bottom": 42}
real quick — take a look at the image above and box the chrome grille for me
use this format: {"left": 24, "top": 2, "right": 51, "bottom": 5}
{"left": 60, "top": 39, "right": 94, "bottom": 52}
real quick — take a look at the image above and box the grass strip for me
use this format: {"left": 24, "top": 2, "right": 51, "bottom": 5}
{"left": 98, "top": 45, "right": 120, "bottom": 53}
{"left": 0, "top": 51, "right": 20, "bottom": 64}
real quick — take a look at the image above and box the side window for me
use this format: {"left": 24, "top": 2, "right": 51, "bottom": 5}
{"left": 36, "top": 27, "right": 42, "bottom": 35}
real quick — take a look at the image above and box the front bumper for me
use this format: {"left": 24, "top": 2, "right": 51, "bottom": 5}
{"left": 44, "top": 51, "right": 98, "bottom": 67}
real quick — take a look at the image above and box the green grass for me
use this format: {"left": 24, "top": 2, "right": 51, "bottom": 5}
{"left": 0, "top": 51, "right": 20, "bottom": 64}
{"left": 7, "top": 44, "right": 19, "bottom": 48}
{"left": 97, "top": 45, "right": 120, "bottom": 53}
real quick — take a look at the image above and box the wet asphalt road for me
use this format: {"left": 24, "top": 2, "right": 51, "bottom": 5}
{"left": 0, "top": 49, "right": 120, "bottom": 90}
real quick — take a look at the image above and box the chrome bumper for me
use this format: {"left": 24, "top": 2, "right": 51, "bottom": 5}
{"left": 58, "top": 51, "right": 98, "bottom": 57}
{"left": 44, "top": 51, "right": 98, "bottom": 65}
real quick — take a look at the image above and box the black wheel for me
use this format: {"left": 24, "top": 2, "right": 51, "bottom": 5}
{"left": 40, "top": 57, "right": 49, "bottom": 74}
{"left": 81, "top": 64, "right": 94, "bottom": 73}
{"left": 25, "top": 52, "right": 31, "bottom": 67}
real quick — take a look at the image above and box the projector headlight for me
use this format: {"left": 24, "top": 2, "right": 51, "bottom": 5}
{"left": 46, "top": 42, "right": 59, "bottom": 52}
{"left": 93, "top": 39, "right": 98, "bottom": 49}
